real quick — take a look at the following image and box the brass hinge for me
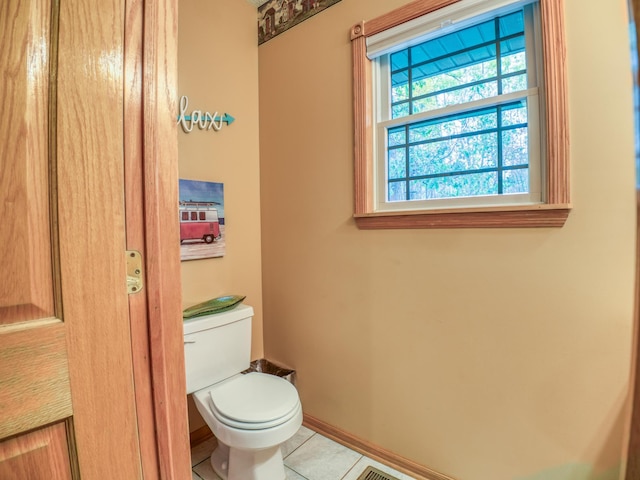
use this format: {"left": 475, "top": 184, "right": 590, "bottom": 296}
{"left": 126, "top": 250, "right": 144, "bottom": 294}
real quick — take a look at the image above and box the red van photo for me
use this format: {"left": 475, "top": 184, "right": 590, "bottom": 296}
{"left": 179, "top": 201, "right": 221, "bottom": 244}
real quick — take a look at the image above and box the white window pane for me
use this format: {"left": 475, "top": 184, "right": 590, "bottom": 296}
{"left": 410, "top": 172, "right": 499, "bottom": 200}
{"left": 408, "top": 132, "right": 498, "bottom": 177}
{"left": 388, "top": 181, "right": 407, "bottom": 202}
{"left": 410, "top": 18, "right": 496, "bottom": 65}
{"left": 501, "top": 50, "right": 526, "bottom": 75}
{"left": 501, "top": 102, "right": 527, "bottom": 126}
{"left": 388, "top": 148, "right": 406, "bottom": 179}
{"left": 390, "top": 49, "right": 408, "bottom": 71}
{"left": 392, "top": 103, "right": 410, "bottom": 118}
{"left": 503, "top": 168, "right": 529, "bottom": 194}
{"left": 409, "top": 110, "right": 497, "bottom": 143}
{"left": 502, "top": 127, "right": 528, "bottom": 166}
{"left": 499, "top": 10, "right": 524, "bottom": 37}
{"left": 391, "top": 71, "right": 409, "bottom": 102}
{"left": 411, "top": 53, "right": 497, "bottom": 97}
{"left": 501, "top": 74, "right": 527, "bottom": 94}
{"left": 411, "top": 81, "right": 498, "bottom": 114}
{"left": 388, "top": 127, "right": 406, "bottom": 146}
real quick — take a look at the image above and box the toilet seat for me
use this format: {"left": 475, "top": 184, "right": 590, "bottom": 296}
{"left": 209, "top": 372, "right": 300, "bottom": 431}
{"left": 211, "top": 400, "right": 301, "bottom": 431}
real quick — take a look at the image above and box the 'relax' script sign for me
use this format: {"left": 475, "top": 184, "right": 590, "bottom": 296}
{"left": 176, "top": 96, "right": 235, "bottom": 133}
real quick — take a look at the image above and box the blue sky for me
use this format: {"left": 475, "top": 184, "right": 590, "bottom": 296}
{"left": 179, "top": 179, "right": 225, "bottom": 218}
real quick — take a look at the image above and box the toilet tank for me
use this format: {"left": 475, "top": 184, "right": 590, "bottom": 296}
{"left": 183, "top": 304, "right": 254, "bottom": 394}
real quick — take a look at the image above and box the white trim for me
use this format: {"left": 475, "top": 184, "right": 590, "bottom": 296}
{"left": 378, "top": 89, "right": 537, "bottom": 130}
{"left": 375, "top": 193, "right": 543, "bottom": 213}
{"left": 366, "top": 0, "right": 537, "bottom": 60}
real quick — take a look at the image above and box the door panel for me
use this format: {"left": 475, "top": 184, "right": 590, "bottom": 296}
{"left": 0, "top": 0, "right": 71, "bottom": 454}
{"left": 0, "top": 423, "right": 72, "bottom": 480}
{"left": 0, "top": 0, "right": 144, "bottom": 478}
{"left": 0, "top": 0, "right": 55, "bottom": 325}
{"left": 0, "top": 322, "right": 71, "bottom": 439}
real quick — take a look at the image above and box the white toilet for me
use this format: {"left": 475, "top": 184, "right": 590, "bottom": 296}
{"left": 184, "top": 304, "right": 302, "bottom": 480}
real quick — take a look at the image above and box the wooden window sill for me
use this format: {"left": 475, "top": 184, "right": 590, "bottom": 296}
{"left": 354, "top": 204, "right": 571, "bottom": 229}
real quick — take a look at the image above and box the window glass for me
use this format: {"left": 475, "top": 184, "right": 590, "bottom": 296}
{"left": 390, "top": 11, "right": 526, "bottom": 121}
{"left": 386, "top": 102, "right": 529, "bottom": 202}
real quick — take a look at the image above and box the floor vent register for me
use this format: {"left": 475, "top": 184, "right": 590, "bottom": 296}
{"left": 356, "top": 466, "right": 401, "bottom": 480}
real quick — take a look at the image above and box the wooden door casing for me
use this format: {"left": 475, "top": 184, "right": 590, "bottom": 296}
{"left": 123, "top": 0, "right": 191, "bottom": 478}
{"left": 136, "top": 0, "right": 192, "bottom": 477}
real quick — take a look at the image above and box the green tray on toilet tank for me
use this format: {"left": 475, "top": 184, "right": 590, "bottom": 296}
{"left": 182, "top": 295, "right": 246, "bottom": 320}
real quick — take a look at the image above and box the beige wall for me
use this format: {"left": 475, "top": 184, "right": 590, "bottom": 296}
{"left": 259, "top": 1, "right": 636, "bottom": 479}
{"left": 178, "top": 0, "right": 262, "bottom": 431}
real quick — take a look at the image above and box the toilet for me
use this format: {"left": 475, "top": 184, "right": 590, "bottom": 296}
{"left": 184, "top": 304, "right": 302, "bottom": 480}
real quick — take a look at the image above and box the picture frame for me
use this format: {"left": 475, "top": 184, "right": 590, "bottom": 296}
{"left": 179, "top": 179, "right": 225, "bottom": 261}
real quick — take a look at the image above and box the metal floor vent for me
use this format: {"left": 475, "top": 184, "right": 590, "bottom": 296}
{"left": 356, "top": 466, "right": 401, "bottom": 480}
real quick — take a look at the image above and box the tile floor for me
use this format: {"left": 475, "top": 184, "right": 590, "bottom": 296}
{"left": 190, "top": 425, "right": 416, "bottom": 480}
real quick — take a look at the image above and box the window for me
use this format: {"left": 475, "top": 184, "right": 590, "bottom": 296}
{"left": 351, "top": 0, "right": 570, "bottom": 228}
{"left": 182, "top": 212, "right": 189, "bottom": 221}
{"left": 379, "top": 7, "right": 542, "bottom": 209}
{"left": 199, "top": 212, "right": 206, "bottom": 221}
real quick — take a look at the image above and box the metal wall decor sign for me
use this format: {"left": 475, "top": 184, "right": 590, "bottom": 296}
{"left": 176, "top": 96, "right": 235, "bottom": 133}
{"left": 258, "top": 0, "right": 342, "bottom": 45}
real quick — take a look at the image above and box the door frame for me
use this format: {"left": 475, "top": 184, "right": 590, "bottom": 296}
{"left": 125, "top": 0, "right": 191, "bottom": 478}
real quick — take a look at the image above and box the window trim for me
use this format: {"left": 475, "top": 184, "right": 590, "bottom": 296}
{"left": 351, "top": 0, "right": 570, "bottom": 229}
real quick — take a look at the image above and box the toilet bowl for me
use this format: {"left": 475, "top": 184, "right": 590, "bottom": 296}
{"left": 192, "top": 372, "right": 302, "bottom": 480}
{"left": 184, "top": 304, "right": 302, "bottom": 480}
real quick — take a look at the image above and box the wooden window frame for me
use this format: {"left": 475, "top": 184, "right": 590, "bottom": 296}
{"left": 351, "top": 0, "right": 570, "bottom": 229}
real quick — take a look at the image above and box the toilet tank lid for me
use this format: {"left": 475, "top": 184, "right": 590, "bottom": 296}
{"left": 183, "top": 304, "right": 254, "bottom": 335}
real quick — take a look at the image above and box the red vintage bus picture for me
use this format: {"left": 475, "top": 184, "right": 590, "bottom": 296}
{"left": 179, "top": 201, "right": 221, "bottom": 244}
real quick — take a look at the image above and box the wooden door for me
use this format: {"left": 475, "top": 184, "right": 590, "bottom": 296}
{"left": 0, "top": 0, "right": 166, "bottom": 477}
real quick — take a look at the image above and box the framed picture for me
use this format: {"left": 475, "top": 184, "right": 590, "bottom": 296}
{"left": 258, "top": 0, "right": 342, "bottom": 45}
{"left": 179, "top": 179, "right": 225, "bottom": 261}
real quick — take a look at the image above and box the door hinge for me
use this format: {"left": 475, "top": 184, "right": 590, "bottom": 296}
{"left": 126, "top": 250, "right": 144, "bottom": 294}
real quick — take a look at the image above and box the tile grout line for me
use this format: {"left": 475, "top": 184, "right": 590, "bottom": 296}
{"left": 192, "top": 457, "right": 209, "bottom": 469}
{"left": 283, "top": 431, "right": 317, "bottom": 479}
{"left": 283, "top": 431, "right": 317, "bottom": 461}
{"left": 339, "top": 454, "right": 364, "bottom": 480}
{"left": 285, "top": 465, "right": 312, "bottom": 480}
{"left": 191, "top": 470, "right": 205, "bottom": 480}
